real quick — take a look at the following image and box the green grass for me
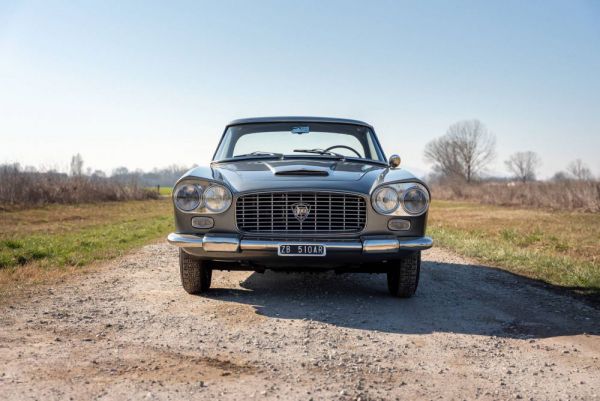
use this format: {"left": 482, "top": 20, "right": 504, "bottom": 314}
{"left": 0, "top": 215, "right": 170, "bottom": 268}
{"left": 429, "top": 200, "right": 600, "bottom": 297}
{"left": 151, "top": 186, "right": 172, "bottom": 196}
{"left": 0, "top": 199, "right": 173, "bottom": 293}
{"left": 159, "top": 186, "right": 173, "bottom": 196}
{"left": 143, "top": 186, "right": 172, "bottom": 196}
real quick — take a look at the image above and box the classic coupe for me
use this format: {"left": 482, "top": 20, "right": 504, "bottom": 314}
{"left": 167, "top": 117, "right": 432, "bottom": 297}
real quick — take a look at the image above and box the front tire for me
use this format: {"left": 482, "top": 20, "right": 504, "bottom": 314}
{"left": 179, "top": 250, "right": 212, "bottom": 294}
{"left": 387, "top": 251, "right": 420, "bottom": 298}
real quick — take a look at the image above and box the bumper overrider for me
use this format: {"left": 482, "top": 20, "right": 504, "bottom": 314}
{"left": 167, "top": 233, "right": 433, "bottom": 255}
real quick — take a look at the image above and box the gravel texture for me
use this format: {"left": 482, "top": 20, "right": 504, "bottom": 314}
{"left": 0, "top": 243, "right": 599, "bottom": 400}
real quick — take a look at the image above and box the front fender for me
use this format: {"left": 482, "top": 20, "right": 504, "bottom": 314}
{"left": 174, "top": 166, "right": 217, "bottom": 185}
{"left": 367, "top": 168, "right": 430, "bottom": 194}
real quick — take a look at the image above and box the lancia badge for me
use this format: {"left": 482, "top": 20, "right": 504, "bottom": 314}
{"left": 292, "top": 203, "right": 311, "bottom": 222}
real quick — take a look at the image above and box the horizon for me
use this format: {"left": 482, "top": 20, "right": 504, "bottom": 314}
{"left": 1, "top": 1, "right": 599, "bottom": 179}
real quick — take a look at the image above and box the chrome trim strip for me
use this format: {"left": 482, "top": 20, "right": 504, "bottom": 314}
{"left": 362, "top": 238, "right": 400, "bottom": 254}
{"left": 397, "top": 236, "right": 434, "bottom": 249}
{"left": 240, "top": 239, "right": 363, "bottom": 252}
{"left": 167, "top": 234, "right": 433, "bottom": 253}
{"left": 202, "top": 234, "right": 240, "bottom": 252}
{"left": 362, "top": 236, "right": 433, "bottom": 253}
{"left": 167, "top": 233, "right": 205, "bottom": 248}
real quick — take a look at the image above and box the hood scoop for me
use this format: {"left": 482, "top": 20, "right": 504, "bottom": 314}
{"left": 268, "top": 163, "right": 331, "bottom": 177}
{"left": 274, "top": 169, "right": 329, "bottom": 176}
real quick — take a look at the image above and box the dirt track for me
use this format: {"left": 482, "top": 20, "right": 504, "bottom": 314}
{"left": 1, "top": 243, "right": 599, "bottom": 400}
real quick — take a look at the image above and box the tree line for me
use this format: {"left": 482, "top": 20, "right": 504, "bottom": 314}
{"left": 26, "top": 154, "right": 197, "bottom": 187}
{"left": 0, "top": 156, "right": 198, "bottom": 207}
{"left": 424, "top": 120, "right": 595, "bottom": 183}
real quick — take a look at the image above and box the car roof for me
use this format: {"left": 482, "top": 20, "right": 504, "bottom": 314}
{"left": 227, "top": 116, "right": 373, "bottom": 128}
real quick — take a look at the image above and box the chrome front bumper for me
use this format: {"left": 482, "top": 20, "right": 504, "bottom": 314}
{"left": 167, "top": 233, "right": 433, "bottom": 254}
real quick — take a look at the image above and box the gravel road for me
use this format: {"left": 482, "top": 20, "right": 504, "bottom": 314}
{"left": 1, "top": 243, "right": 599, "bottom": 400}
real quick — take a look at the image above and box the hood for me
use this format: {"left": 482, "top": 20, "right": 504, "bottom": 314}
{"left": 179, "top": 159, "right": 422, "bottom": 194}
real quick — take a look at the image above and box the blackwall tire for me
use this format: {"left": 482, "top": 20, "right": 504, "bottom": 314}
{"left": 179, "top": 249, "right": 212, "bottom": 294}
{"left": 387, "top": 251, "right": 420, "bottom": 298}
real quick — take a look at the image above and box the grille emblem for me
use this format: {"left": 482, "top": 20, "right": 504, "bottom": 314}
{"left": 292, "top": 203, "right": 311, "bottom": 222}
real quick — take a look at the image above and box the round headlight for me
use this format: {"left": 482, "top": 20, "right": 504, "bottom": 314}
{"left": 402, "top": 186, "right": 429, "bottom": 215}
{"left": 372, "top": 186, "right": 400, "bottom": 214}
{"left": 203, "top": 185, "right": 232, "bottom": 213}
{"left": 174, "top": 184, "right": 202, "bottom": 211}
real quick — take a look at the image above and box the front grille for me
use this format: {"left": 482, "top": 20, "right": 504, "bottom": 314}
{"left": 236, "top": 192, "right": 367, "bottom": 234}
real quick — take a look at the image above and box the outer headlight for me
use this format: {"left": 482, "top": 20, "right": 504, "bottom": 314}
{"left": 402, "top": 186, "right": 429, "bottom": 215}
{"left": 174, "top": 184, "right": 202, "bottom": 211}
{"left": 372, "top": 186, "right": 400, "bottom": 214}
{"left": 203, "top": 185, "right": 232, "bottom": 213}
{"left": 371, "top": 182, "right": 430, "bottom": 216}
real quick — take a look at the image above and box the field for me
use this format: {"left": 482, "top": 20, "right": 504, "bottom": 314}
{"left": 0, "top": 199, "right": 173, "bottom": 296}
{"left": 2, "top": 196, "right": 598, "bottom": 302}
{"left": 429, "top": 200, "right": 600, "bottom": 300}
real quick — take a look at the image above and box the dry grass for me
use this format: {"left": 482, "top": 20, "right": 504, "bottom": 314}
{"left": 0, "top": 199, "right": 173, "bottom": 296}
{"left": 429, "top": 200, "right": 600, "bottom": 299}
{"left": 1, "top": 200, "right": 168, "bottom": 238}
{"left": 0, "top": 165, "right": 158, "bottom": 209}
{"left": 431, "top": 180, "right": 600, "bottom": 212}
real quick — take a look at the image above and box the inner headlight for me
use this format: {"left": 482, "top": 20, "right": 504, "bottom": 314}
{"left": 203, "top": 185, "right": 232, "bottom": 213}
{"left": 371, "top": 182, "right": 430, "bottom": 216}
{"left": 402, "top": 186, "right": 429, "bottom": 215}
{"left": 372, "top": 186, "right": 400, "bottom": 214}
{"left": 174, "top": 184, "right": 202, "bottom": 211}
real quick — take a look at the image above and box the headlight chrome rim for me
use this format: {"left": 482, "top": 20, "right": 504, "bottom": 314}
{"left": 401, "top": 185, "right": 429, "bottom": 215}
{"left": 203, "top": 184, "right": 232, "bottom": 213}
{"left": 371, "top": 182, "right": 430, "bottom": 216}
{"left": 372, "top": 186, "right": 400, "bottom": 214}
{"left": 174, "top": 184, "right": 203, "bottom": 212}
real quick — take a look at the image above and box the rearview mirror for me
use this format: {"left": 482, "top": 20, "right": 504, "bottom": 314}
{"left": 388, "top": 154, "right": 401, "bottom": 168}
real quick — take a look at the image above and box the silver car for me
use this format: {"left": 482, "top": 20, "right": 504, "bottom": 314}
{"left": 167, "top": 117, "right": 432, "bottom": 297}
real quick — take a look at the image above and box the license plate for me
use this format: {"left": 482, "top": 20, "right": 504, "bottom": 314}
{"left": 278, "top": 244, "right": 326, "bottom": 257}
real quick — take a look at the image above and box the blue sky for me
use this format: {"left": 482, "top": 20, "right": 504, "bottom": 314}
{"left": 1, "top": 0, "right": 599, "bottom": 178}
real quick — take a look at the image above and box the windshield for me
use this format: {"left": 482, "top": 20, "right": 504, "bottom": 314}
{"left": 213, "top": 122, "right": 385, "bottom": 162}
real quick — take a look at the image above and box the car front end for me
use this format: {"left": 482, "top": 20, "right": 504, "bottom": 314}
{"left": 167, "top": 117, "right": 433, "bottom": 297}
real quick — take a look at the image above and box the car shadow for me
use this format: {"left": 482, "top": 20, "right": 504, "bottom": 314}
{"left": 202, "top": 260, "right": 600, "bottom": 339}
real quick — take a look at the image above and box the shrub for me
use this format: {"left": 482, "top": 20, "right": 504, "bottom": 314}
{"left": 430, "top": 180, "right": 600, "bottom": 212}
{"left": 0, "top": 164, "right": 158, "bottom": 209}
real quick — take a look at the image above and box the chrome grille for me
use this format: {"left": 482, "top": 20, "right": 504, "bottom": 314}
{"left": 236, "top": 192, "right": 367, "bottom": 234}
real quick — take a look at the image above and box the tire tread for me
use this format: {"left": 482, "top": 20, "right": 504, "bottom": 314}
{"left": 387, "top": 252, "right": 420, "bottom": 298}
{"left": 179, "top": 250, "right": 212, "bottom": 294}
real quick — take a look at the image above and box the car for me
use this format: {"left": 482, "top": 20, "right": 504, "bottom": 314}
{"left": 167, "top": 117, "right": 433, "bottom": 297}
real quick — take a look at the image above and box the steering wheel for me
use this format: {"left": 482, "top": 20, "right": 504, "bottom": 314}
{"left": 324, "top": 145, "right": 362, "bottom": 158}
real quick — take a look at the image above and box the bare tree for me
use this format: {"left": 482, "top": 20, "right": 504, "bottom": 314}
{"left": 505, "top": 151, "right": 541, "bottom": 182}
{"left": 567, "top": 159, "right": 593, "bottom": 181}
{"left": 424, "top": 119, "right": 496, "bottom": 182}
{"left": 70, "top": 153, "right": 84, "bottom": 176}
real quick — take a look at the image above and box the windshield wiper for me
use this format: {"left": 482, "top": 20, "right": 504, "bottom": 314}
{"left": 234, "top": 151, "right": 283, "bottom": 158}
{"left": 293, "top": 149, "right": 344, "bottom": 158}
